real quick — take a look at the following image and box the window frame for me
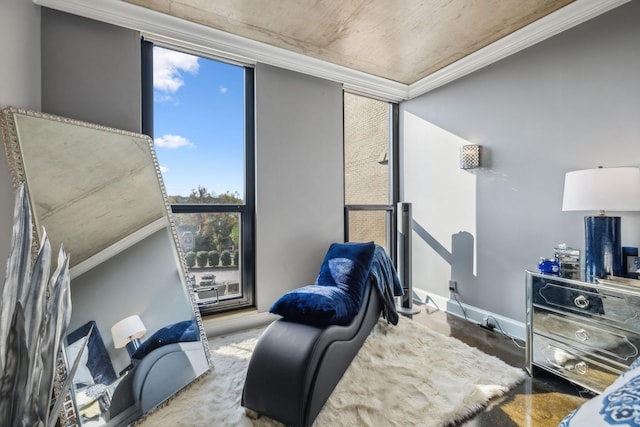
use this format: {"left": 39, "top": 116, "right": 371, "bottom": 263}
{"left": 141, "top": 40, "right": 256, "bottom": 315}
{"left": 343, "top": 95, "right": 400, "bottom": 262}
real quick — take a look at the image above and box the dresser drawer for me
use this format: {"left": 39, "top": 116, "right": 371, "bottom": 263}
{"left": 531, "top": 275, "right": 640, "bottom": 329}
{"left": 532, "top": 334, "right": 622, "bottom": 393}
{"left": 533, "top": 309, "right": 639, "bottom": 366}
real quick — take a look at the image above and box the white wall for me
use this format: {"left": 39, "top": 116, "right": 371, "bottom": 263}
{"left": 401, "top": 1, "right": 640, "bottom": 323}
{"left": 254, "top": 63, "right": 344, "bottom": 312}
{"left": 0, "top": 0, "right": 41, "bottom": 271}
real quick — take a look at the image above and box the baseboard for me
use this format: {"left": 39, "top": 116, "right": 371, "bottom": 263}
{"left": 413, "top": 288, "right": 526, "bottom": 341}
{"left": 203, "top": 289, "right": 526, "bottom": 342}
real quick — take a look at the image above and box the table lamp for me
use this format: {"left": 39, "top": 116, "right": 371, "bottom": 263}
{"left": 111, "top": 314, "right": 147, "bottom": 357}
{"left": 562, "top": 166, "right": 640, "bottom": 280}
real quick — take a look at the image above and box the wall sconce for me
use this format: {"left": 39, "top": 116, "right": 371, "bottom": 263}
{"left": 378, "top": 151, "right": 388, "bottom": 165}
{"left": 111, "top": 314, "right": 147, "bottom": 358}
{"left": 460, "top": 145, "right": 481, "bottom": 169}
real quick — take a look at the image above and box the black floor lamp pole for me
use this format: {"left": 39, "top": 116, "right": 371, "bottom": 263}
{"left": 397, "top": 202, "right": 419, "bottom": 317}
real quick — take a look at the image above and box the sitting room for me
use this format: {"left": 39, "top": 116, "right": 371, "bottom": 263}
{"left": 1, "top": 1, "right": 640, "bottom": 426}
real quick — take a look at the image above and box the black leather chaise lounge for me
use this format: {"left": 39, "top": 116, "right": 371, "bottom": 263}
{"left": 241, "top": 242, "right": 401, "bottom": 427}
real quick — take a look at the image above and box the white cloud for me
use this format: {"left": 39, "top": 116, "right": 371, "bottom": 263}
{"left": 154, "top": 93, "right": 175, "bottom": 103}
{"left": 160, "top": 165, "right": 170, "bottom": 174}
{"left": 155, "top": 134, "right": 194, "bottom": 149}
{"left": 153, "top": 47, "right": 199, "bottom": 94}
{"left": 219, "top": 86, "right": 228, "bottom": 94}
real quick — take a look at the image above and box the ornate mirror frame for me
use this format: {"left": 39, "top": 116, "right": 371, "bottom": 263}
{"left": 0, "top": 107, "right": 212, "bottom": 426}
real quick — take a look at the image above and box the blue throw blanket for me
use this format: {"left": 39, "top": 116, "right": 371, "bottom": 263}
{"left": 370, "top": 245, "right": 404, "bottom": 325}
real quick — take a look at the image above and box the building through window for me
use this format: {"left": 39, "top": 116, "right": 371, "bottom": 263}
{"left": 344, "top": 92, "right": 399, "bottom": 259}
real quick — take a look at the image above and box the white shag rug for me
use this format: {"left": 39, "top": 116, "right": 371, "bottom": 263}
{"left": 137, "top": 317, "right": 526, "bottom": 427}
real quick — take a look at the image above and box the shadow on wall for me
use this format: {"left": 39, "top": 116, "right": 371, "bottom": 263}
{"left": 412, "top": 220, "right": 477, "bottom": 293}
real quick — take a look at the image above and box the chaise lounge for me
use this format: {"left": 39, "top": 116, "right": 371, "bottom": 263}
{"left": 241, "top": 242, "right": 402, "bottom": 427}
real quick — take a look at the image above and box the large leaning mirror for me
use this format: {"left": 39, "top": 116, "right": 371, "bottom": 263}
{"left": 1, "top": 107, "right": 212, "bottom": 427}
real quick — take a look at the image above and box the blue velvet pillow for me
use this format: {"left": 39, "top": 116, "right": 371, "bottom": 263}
{"left": 315, "top": 241, "right": 376, "bottom": 308}
{"left": 270, "top": 242, "right": 376, "bottom": 326}
{"left": 131, "top": 320, "right": 199, "bottom": 361}
{"left": 269, "top": 284, "right": 358, "bottom": 326}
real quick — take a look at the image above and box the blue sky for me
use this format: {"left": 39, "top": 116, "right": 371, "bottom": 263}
{"left": 153, "top": 46, "right": 245, "bottom": 199}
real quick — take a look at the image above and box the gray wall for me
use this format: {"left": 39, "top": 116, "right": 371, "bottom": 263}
{"left": 7, "top": 1, "right": 637, "bottom": 329}
{"left": 70, "top": 228, "right": 193, "bottom": 372}
{"left": 401, "top": 1, "right": 640, "bottom": 323}
{"left": 38, "top": 11, "right": 191, "bottom": 371}
{"left": 0, "top": 0, "right": 41, "bottom": 271}
{"left": 41, "top": 8, "right": 141, "bottom": 132}
{"left": 39, "top": 15, "right": 346, "bottom": 317}
{"left": 0, "top": 7, "right": 345, "bottom": 320}
{"left": 254, "top": 63, "right": 344, "bottom": 312}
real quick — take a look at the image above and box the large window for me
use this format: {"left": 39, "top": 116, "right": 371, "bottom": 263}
{"left": 143, "top": 42, "right": 254, "bottom": 315}
{"left": 343, "top": 92, "right": 398, "bottom": 258}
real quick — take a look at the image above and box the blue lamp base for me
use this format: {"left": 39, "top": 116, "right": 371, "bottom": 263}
{"left": 584, "top": 216, "right": 622, "bottom": 280}
{"left": 125, "top": 338, "right": 141, "bottom": 358}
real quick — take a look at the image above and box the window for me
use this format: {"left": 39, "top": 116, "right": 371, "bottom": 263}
{"left": 143, "top": 42, "right": 255, "bottom": 315}
{"left": 343, "top": 92, "right": 398, "bottom": 258}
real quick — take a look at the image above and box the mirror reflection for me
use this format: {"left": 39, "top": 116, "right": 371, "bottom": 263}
{"left": 1, "top": 108, "right": 211, "bottom": 427}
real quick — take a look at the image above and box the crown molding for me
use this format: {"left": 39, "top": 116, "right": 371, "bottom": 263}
{"left": 34, "top": 0, "right": 628, "bottom": 102}
{"left": 70, "top": 217, "right": 167, "bottom": 279}
{"left": 407, "top": 0, "right": 630, "bottom": 99}
{"left": 33, "top": 0, "right": 408, "bottom": 102}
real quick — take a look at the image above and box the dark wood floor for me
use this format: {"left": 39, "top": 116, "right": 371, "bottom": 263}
{"left": 410, "top": 304, "right": 593, "bottom": 427}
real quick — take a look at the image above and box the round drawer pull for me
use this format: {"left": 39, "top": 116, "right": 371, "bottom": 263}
{"left": 575, "top": 328, "right": 590, "bottom": 342}
{"left": 574, "top": 361, "right": 589, "bottom": 376}
{"left": 574, "top": 295, "right": 590, "bottom": 309}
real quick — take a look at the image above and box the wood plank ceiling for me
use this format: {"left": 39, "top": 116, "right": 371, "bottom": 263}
{"left": 123, "top": 0, "right": 575, "bottom": 85}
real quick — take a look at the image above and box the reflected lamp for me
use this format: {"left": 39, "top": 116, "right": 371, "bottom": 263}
{"left": 562, "top": 166, "right": 640, "bottom": 279}
{"left": 111, "top": 314, "right": 147, "bottom": 357}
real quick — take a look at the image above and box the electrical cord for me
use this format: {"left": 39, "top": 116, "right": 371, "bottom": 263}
{"left": 484, "top": 315, "right": 526, "bottom": 349}
{"left": 422, "top": 294, "right": 440, "bottom": 311}
{"left": 451, "top": 292, "right": 469, "bottom": 322}
{"left": 451, "top": 292, "right": 526, "bottom": 350}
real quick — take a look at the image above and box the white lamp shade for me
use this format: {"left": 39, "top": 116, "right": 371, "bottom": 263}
{"left": 111, "top": 315, "right": 147, "bottom": 349}
{"left": 562, "top": 167, "right": 640, "bottom": 212}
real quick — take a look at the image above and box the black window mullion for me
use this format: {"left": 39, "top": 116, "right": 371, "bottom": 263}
{"left": 242, "top": 67, "right": 256, "bottom": 307}
{"left": 171, "top": 204, "right": 246, "bottom": 214}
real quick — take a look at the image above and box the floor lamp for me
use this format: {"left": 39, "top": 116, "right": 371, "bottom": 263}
{"left": 396, "top": 202, "right": 420, "bottom": 316}
{"left": 562, "top": 167, "right": 640, "bottom": 280}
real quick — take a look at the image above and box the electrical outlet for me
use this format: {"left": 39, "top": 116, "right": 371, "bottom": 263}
{"left": 448, "top": 280, "right": 457, "bottom": 293}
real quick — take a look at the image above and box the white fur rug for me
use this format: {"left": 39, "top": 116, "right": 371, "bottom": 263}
{"left": 137, "top": 317, "right": 526, "bottom": 426}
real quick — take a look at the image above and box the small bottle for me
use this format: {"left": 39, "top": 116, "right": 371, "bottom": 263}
{"left": 538, "top": 257, "right": 559, "bottom": 275}
{"left": 554, "top": 244, "right": 580, "bottom": 279}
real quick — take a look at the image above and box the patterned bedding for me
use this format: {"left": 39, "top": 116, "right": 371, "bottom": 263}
{"left": 559, "top": 357, "right": 640, "bottom": 426}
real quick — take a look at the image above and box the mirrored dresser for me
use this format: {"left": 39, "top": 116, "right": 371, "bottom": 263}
{"left": 526, "top": 270, "right": 640, "bottom": 393}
